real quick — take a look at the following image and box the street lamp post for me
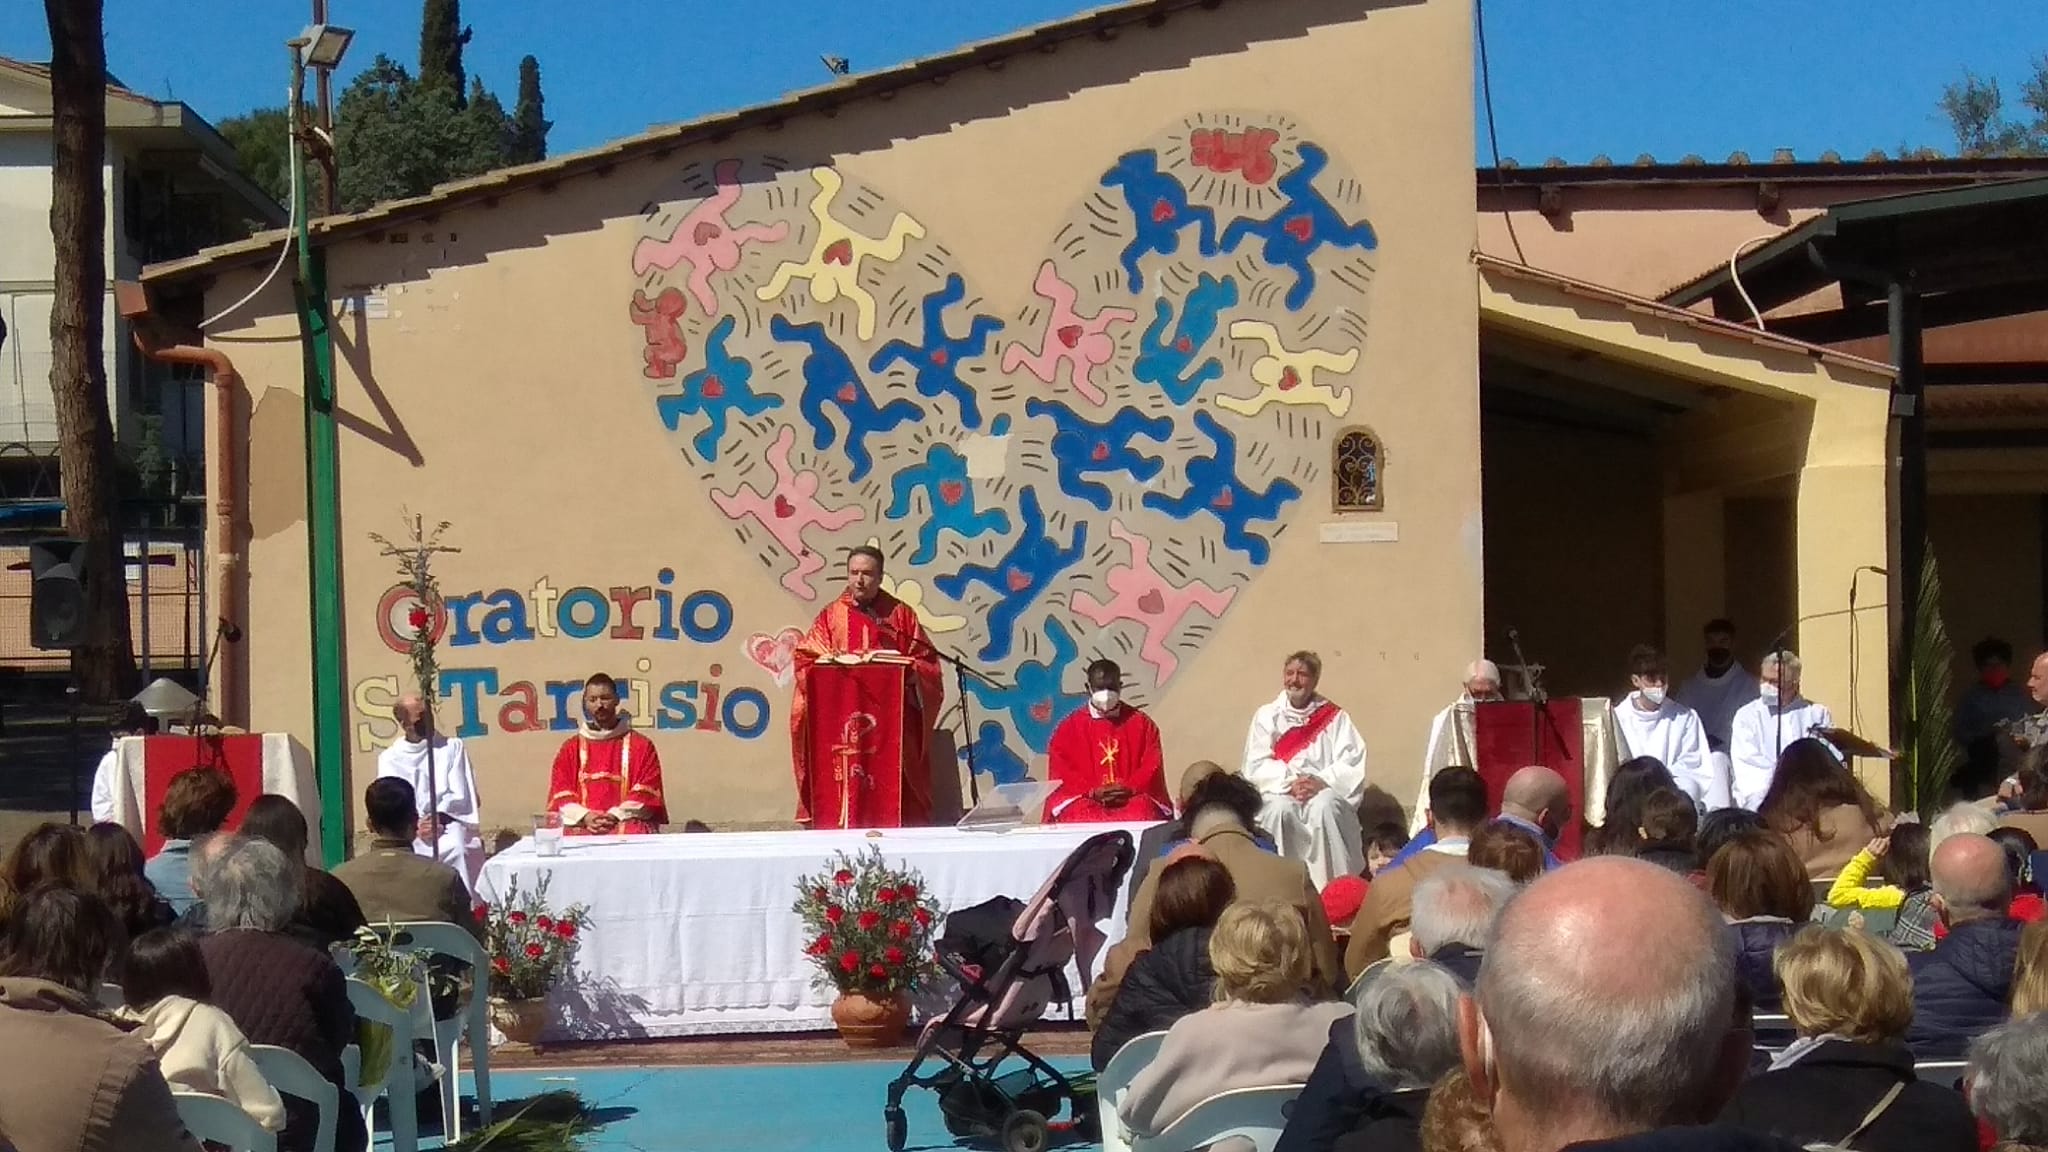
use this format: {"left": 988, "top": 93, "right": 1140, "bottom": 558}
{"left": 288, "top": 25, "right": 352, "bottom": 867}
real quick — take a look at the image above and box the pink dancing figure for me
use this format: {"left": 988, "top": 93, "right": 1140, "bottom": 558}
{"left": 632, "top": 159, "right": 791, "bottom": 314}
{"left": 1001, "top": 261, "right": 1137, "bottom": 406}
{"left": 710, "top": 425, "right": 865, "bottom": 598}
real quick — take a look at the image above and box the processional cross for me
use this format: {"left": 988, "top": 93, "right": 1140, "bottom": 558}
{"left": 368, "top": 511, "right": 461, "bottom": 816}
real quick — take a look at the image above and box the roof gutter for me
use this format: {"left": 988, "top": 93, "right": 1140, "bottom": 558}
{"left": 113, "top": 279, "right": 245, "bottom": 729}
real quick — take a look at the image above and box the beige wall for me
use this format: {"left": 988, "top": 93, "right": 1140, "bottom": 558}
{"left": 192, "top": 0, "right": 1479, "bottom": 836}
{"left": 1931, "top": 494, "right": 2043, "bottom": 679}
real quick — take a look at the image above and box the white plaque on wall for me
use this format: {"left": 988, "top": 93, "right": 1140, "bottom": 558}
{"left": 1319, "top": 521, "right": 1398, "bottom": 544}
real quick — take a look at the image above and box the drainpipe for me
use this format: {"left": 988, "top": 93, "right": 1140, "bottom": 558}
{"left": 114, "top": 279, "right": 244, "bottom": 728}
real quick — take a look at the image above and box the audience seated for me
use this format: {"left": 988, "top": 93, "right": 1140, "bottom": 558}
{"left": 1909, "top": 832, "right": 2024, "bottom": 1060}
{"left": 116, "top": 927, "right": 286, "bottom": 1133}
{"left": 241, "top": 794, "right": 368, "bottom": 949}
{"left": 1331, "top": 962, "right": 1464, "bottom": 1152}
{"left": 1345, "top": 767, "right": 1487, "bottom": 977}
{"left": 335, "top": 779, "right": 481, "bottom": 938}
{"left": 1365, "top": 824, "right": 1410, "bottom": 877}
{"left": 1459, "top": 857, "right": 1765, "bottom": 1152}
{"left": 0, "top": 886, "right": 201, "bottom": 1151}
{"left": 1406, "top": 866, "right": 1514, "bottom": 986}
{"left": 1391, "top": 767, "right": 1566, "bottom": 874}
{"left": 1757, "top": 738, "right": 1883, "bottom": 882}
{"left": 1631, "top": 787, "right": 1699, "bottom": 875}
{"left": 1419, "top": 1069, "right": 1499, "bottom": 1152}
{"left": 1582, "top": 756, "right": 1676, "bottom": 858}
{"left": 1966, "top": 1013, "right": 2048, "bottom": 1152}
{"left": 2011, "top": 919, "right": 2048, "bottom": 1014}
{"left": 1719, "top": 925, "right": 1978, "bottom": 1152}
{"left": 1092, "top": 772, "right": 1340, "bottom": 1024}
{"left": 147, "top": 768, "right": 237, "bottom": 914}
{"left": 1705, "top": 828, "right": 1814, "bottom": 1022}
{"left": 0, "top": 823, "right": 96, "bottom": 923}
{"left": 1928, "top": 800, "right": 1998, "bottom": 858}
{"left": 1824, "top": 823, "right": 1937, "bottom": 949}
{"left": 1121, "top": 901, "right": 1349, "bottom": 1141}
{"left": 1127, "top": 761, "right": 1277, "bottom": 896}
{"left": 1091, "top": 855, "right": 1234, "bottom": 1071}
{"left": 1989, "top": 825, "right": 2045, "bottom": 922}
{"left": 84, "top": 822, "right": 175, "bottom": 940}
{"left": 1690, "top": 808, "right": 1764, "bottom": 889}
{"left": 195, "top": 836, "right": 366, "bottom": 1152}
{"left": 1998, "top": 768, "right": 2048, "bottom": 846}
{"left": 1466, "top": 821, "right": 1543, "bottom": 886}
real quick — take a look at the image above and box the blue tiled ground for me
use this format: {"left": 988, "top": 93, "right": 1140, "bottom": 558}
{"left": 392, "top": 1060, "right": 1099, "bottom": 1152}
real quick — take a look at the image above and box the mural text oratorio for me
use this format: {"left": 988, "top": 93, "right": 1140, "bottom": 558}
{"left": 352, "top": 569, "right": 772, "bottom": 752}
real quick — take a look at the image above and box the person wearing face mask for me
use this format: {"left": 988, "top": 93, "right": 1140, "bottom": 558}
{"left": 1953, "top": 637, "right": 2031, "bottom": 800}
{"left": 1675, "top": 618, "right": 1759, "bottom": 758}
{"left": 1727, "top": 651, "right": 1834, "bottom": 812}
{"left": 1412, "top": 660, "right": 1506, "bottom": 835}
{"left": 1042, "top": 659, "right": 1171, "bottom": 823}
{"left": 1242, "top": 651, "right": 1369, "bottom": 887}
{"left": 1611, "top": 645, "right": 1716, "bottom": 810}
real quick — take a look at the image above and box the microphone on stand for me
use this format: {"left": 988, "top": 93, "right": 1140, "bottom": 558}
{"left": 1504, "top": 626, "right": 1544, "bottom": 763}
{"left": 1761, "top": 600, "right": 1888, "bottom": 759}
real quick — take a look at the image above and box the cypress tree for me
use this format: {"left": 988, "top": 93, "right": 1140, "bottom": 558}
{"left": 418, "top": 0, "right": 471, "bottom": 107}
{"left": 508, "top": 55, "right": 551, "bottom": 164}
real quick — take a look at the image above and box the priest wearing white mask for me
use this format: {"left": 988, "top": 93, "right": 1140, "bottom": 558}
{"left": 1728, "top": 649, "right": 1834, "bottom": 810}
{"left": 1240, "top": 650, "right": 1368, "bottom": 886}
{"left": 1411, "top": 659, "right": 1504, "bottom": 835}
{"left": 1611, "top": 644, "right": 1718, "bottom": 808}
{"left": 375, "top": 692, "right": 486, "bottom": 892}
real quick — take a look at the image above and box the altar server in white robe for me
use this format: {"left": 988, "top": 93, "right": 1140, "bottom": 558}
{"left": 1411, "top": 660, "right": 1505, "bottom": 835}
{"left": 1728, "top": 650, "right": 1834, "bottom": 811}
{"left": 1674, "top": 617, "right": 1759, "bottom": 803}
{"left": 1240, "top": 650, "right": 1368, "bottom": 887}
{"left": 1612, "top": 645, "right": 1719, "bottom": 808}
{"left": 376, "top": 692, "right": 485, "bottom": 893}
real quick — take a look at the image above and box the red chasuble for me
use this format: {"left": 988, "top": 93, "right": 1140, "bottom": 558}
{"left": 1043, "top": 705, "right": 1171, "bottom": 823}
{"left": 546, "top": 726, "right": 668, "bottom": 835}
{"left": 791, "top": 589, "right": 944, "bottom": 825}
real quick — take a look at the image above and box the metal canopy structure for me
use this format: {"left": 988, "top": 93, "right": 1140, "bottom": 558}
{"left": 1664, "top": 176, "right": 2048, "bottom": 749}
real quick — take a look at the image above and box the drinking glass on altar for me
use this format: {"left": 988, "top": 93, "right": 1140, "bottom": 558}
{"left": 533, "top": 812, "right": 564, "bottom": 857}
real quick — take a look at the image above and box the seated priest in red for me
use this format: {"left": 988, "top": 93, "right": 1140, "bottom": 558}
{"left": 546, "top": 673, "right": 668, "bottom": 835}
{"left": 791, "top": 545, "right": 945, "bottom": 827}
{"left": 1044, "top": 658, "right": 1171, "bottom": 823}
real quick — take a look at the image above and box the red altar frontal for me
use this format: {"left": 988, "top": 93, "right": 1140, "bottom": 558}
{"left": 108, "top": 733, "right": 324, "bottom": 859}
{"left": 798, "top": 660, "right": 924, "bottom": 829}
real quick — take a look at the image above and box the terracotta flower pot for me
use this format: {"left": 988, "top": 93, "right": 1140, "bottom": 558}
{"left": 831, "top": 990, "right": 911, "bottom": 1049}
{"left": 489, "top": 997, "right": 549, "bottom": 1047}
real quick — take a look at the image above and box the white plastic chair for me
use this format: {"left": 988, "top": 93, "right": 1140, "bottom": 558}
{"left": 345, "top": 976, "right": 419, "bottom": 1152}
{"left": 172, "top": 1090, "right": 277, "bottom": 1152}
{"left": 1915, "top": 1058, "right": 1968, "bottom": 1086}
{"left": 372, "top": 921, "right": 493, "bottom": 1141}
{"left": 1131, "top": 1084, "right": 1303, "bottom": 1152}
{"left": 1097, "top": 1030, "right": 1169, "bottom": 1152}
{"left": 248, "top": 1045, "right": 337, "bottom": 1152}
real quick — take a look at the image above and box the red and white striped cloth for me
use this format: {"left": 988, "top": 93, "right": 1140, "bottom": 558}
{"left": 108, "top": 733, "right": 322, "bottom": 861}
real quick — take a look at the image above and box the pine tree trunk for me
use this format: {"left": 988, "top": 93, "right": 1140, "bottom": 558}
{"left": 45, "top": 0, "right": 137, "bottom": 702}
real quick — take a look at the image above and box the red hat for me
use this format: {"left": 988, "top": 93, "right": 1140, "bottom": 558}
{"left": 1320, "top": 874, "right": 1369, "bottom": 928}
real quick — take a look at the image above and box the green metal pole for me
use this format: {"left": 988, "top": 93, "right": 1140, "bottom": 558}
{"left": 290, "top": 47, "right": 350, "bottom": 867}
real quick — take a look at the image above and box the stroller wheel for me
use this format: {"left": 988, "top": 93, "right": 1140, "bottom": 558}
{"left": 1001, "top": 1109, "right": 1048, "bottom": 1152}
{"left": 884, "top": 1104, "right": 907, "bottom": 1152}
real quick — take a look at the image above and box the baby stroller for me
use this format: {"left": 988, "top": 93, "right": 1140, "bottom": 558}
{"left": 884, "top": 828, "right": 1135, "bottom": 1152}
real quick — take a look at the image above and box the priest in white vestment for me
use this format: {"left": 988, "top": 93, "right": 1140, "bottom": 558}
{"left": 1728, "top": 650, "right": 1834, "bottom": 811}
{"left": 1674, "top": 617, "right": 1759, "bottom": 808}
{"left": 376, "top": 692, "right": 485, "bottom": 893}
{"left": 1411, "top": 660, "right": 1504, "bottom": 835}
{"left": 1612, "top": 645, "right": 1719, "bottom": 808}
{"left": 1240, "top": 650, "right": 1367, "bottom": 887}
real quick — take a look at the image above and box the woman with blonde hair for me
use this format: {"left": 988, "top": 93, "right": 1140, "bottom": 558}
{"left": 2009, "top": 918, "right": 2048, "bottom": 1015}
{"left": 1121, "top": 900, "right": 1349, "bottom": 1140}
{"left": 1719, "top": 925, "right": 1977, "bottom": 1152}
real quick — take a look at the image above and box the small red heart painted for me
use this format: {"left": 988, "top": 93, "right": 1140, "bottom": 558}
{"left": 700, "top": 374, "right": 725, "bottom": 399}
{"left": 822, "top": 239, "right": 854, "bottom": 264}
{"left": 938, "top": 481, "right": 965, "bottom": 505}
{"left": 1057, "top": 325, "right": 1083, "bottom": 348}
{"left": 1006, "top": 568, "right": 1031, "bottom": 592}
{"left": 930, "top": 348, "right": 950, "bottom": 367}
{"left": 1151, "top": 199, "right": 1175, "bottom": 223}
{"left": 772, "top": 495, "right": 796, "bottom": 518}
{"left": 1284, "top": 215, "right": 1314, "bottom": 242}
{"left": 837, "top": 383, "right": 859, "bottom": 404}
{"left": 1091, "top": 443, "right": 1110, "bottom": 462}
{"left": 1278, "top": 366, "right": 1301, "bottom": 391}
{"left": 1175, "top": 336, "right": 1192, "bottom": 354}
{"left": 693, "top": 221, "right": 723, "bottom": 245}
{"left": 1212, "top": 488, "right": 1235, "bottom": 510}
{"left": 1137, "top": 589, "right": 1166, "bottom": 615}
{"left": 1030, "top": 701, "right": 1053, "bottom": 723}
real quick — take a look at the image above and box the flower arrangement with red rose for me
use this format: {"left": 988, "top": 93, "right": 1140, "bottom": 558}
{"left": 482, "top": 873, "right": 592, "bottom": 1001}
{"left": 792, "top": 846, "right": 942, "bottom": 997}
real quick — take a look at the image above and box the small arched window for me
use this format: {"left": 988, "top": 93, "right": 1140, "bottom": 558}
{"left": 1331, "top": 426, "right": 1384, "bottom": 512}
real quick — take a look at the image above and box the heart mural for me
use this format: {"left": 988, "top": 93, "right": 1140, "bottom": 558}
{"left": 626, "top": 112, "right": 1378, "bottom": 772}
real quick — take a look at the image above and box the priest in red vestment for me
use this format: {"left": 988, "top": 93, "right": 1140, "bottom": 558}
{"left": 1043, "top": 658, "right": 1171, "bottom": 823}
{"left": 546, "top": 673, "right": 668, "bottom": 835}
{"left": 791, "top": 546, "right": 944, "bottom": 826}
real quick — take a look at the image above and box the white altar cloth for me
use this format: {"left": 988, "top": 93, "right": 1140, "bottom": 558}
{"left": 477, "top": 823, "right": 1151, "bottom": 1040}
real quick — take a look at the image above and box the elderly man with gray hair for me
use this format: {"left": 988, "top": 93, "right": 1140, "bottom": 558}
{"left": 1967, "top": 1013, "right": 2048, "bottom": 1151}
{"left": 196, "top": 837, "right": 366, "bottom": 1152}
{"left": 1909, "top": 833, "right": 2025, "bottom": 1060}
{"left": 1274, "top": 962, "right": 1465, "bottom": 1152}
{"left": 1457, "top": 857, "right": 1774, "bottom": 1152}
{"left": 1728, "top": 650, "right": 1834, "bottom": 811}
{"left": 1406, "top": 864, "right": 1517, "bottom": 986}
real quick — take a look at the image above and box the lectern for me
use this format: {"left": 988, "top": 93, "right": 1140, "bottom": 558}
{"left": 800, "top": 659, "right": 917, "bottom": 829}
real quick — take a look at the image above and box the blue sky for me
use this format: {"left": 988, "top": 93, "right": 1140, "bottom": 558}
{"left": 2, "top": 0, "right": 2043, "bottom": 163}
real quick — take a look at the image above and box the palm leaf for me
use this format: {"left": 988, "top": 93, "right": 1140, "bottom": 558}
{"left": 443, "top": 1092, "right": 594, "bottom": 1151}
{"left": 1897, "top": 544, "right": 1958, "bottom": 818}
